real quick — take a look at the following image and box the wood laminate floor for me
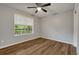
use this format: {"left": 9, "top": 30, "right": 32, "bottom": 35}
{"left": 0, "top": 38, "right": 76, "bottom": 55}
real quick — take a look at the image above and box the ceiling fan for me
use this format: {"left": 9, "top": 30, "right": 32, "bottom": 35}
{"left": 27, "top": 3, "right": 51, "bottom": 13}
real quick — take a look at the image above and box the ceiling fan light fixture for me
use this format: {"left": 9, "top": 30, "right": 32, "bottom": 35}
{"left": 37, "top": 7, "right": 41, "bottom": 11}
{"left": 27, "top": 3, "right": 51, "bottom": 13}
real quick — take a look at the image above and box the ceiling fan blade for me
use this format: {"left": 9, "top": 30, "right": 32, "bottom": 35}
{"left": 27, "top": 7, "right": 36, "bottom": 8}
{"left": 35, "top": 10, "right": 38, "bottom": 13}
{"left": 36, "top": 3, "right": 39, "bottom": 6}
{"left": 36, "top": 3, "right": 42, "bottom": 7}
{"left": 41, "top": 8, "right": 47, "bottom": 12}
{"left": 41, "top": 3, "right": 51, "bottom": 7}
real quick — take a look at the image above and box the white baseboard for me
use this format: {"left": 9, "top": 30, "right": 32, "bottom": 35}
{"left": 0, "top": 36, "right": 40, "bottom": 49}
{"left": 0, "top": 36, "right": 75, "bottom": 49}
{"left": 41, "top": 36, "right": 73, "bottom": 45}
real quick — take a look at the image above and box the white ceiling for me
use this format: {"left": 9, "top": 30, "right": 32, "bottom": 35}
{"left": 2, "top": 3, "right": 74, "bottom": 18}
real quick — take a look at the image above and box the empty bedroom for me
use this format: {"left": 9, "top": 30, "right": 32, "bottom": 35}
{"left": 0, "top": 3, "right": 79, "bottom": 55}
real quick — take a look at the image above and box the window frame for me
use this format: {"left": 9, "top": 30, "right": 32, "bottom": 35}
{"left": 14, "top": 13, "right": 34, "bottom": 36}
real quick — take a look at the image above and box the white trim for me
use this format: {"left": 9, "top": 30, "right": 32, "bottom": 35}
{"left": 0, "top": 36, "right": 75, "bottom": 49}
{"left": 73, "top": 3, "right": 78, "bottom": 47}
{"left": 41, "top": 36, "right": 73, "bottom": 45}
{"left": 77, "top": 50, "right": 79, "bottom": 55}
{"left": 14, "top": 13, "right": 34, "bottom": 36}
{"left": 15, "top": 33, "right": 33, "bottom": 36}
{"left": 0, "top": 36, "right": 40, "bottom": 49}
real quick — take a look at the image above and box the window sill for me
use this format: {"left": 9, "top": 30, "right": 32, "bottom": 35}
{"left": 14, "top": 33, "right": 33, "bottom": 36}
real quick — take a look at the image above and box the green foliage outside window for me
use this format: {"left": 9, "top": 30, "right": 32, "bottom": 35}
{"left": 15, "top": 24, "right": 32, "bottom": 34}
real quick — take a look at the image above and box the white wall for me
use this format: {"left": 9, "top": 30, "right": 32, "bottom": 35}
{"left": 75, "top": 3, "right": 79, "bottom": 54}
{"left": 41, "top": 11, "right": 73, "bottom": 44}
{"left": 77, "top": 12, "right": 79, "bottom": 54}
{"left": 73, "top": 4, "right": 78, "bottom": 47}
{"left": 0, "top": 4, "right": 74, "bottom": 49}
{"left": 0, "top": 5, "right": 40, "bottom": 48}
{"left": 73, "top": 3, "right": 79, "bottom": 54}
{"left": 77, "top": 10, "right": 79, "bottom": 54}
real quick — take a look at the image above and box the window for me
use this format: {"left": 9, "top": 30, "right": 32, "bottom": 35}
{"left": 14, "top": 14, "right": 33, "bottom": 35}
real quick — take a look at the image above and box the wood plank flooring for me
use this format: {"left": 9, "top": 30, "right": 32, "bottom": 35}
{"left": 0, "top": 38, "right": 76, "bottom": 55}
